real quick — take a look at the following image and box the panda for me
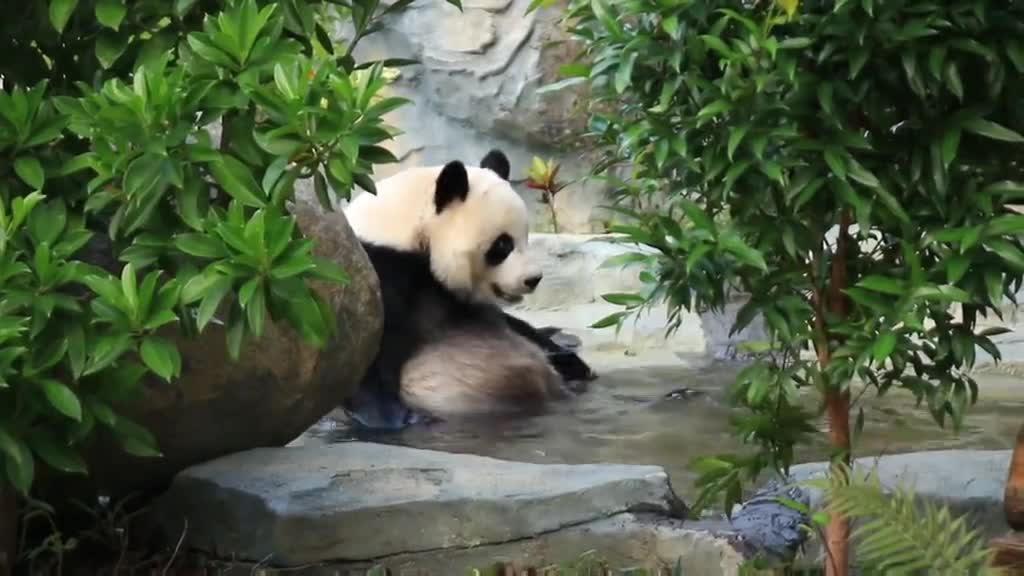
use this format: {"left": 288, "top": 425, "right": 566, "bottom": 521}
{"left": 341, "top": 149, "right": 596, "bottom": 430}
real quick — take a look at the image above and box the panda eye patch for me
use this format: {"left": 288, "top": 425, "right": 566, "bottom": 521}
{"left": 485, "top": 233, "right": 514, "bottom": 266}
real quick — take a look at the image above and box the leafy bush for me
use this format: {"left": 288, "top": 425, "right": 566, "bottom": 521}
{"left": 542, "top": 0, "right": 1024, "bottom": 572}
{"left": 0, "top": 0, "right": 440, "bottom": 497}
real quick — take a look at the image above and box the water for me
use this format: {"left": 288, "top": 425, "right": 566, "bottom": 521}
{"left": 298, "top": 361, "right": 1024, "bottom": 499}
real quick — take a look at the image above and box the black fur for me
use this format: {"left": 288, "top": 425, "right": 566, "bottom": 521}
{"left": 434, "top": 161, "right": 469, "bottom": 213}
{"left": 480, "top": 149, "right": 511, "bottom": 181}
{"left": 344, "top": 241, "right": 595, "bottom": 430}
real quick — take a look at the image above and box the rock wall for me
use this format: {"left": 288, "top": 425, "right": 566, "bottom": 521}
{"left": 338, "top": 0, "right": 614, "bottom": 233}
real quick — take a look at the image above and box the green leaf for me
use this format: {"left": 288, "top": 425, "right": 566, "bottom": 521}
{"left": 986, "top": 239, "right": 1024, "bottom": 271}
{"left": 697, "top": 99, "right": 730, "bottom": 120}
{"left": 95, "top": 31, "right": 128, "bottom": 68}
{"left": 941, "top": 128, "right": 961, "bottom": 168}
{"left": 943, "top": 61, "right": 963, "bottom": 101}
{"left": 846, "top": 158, "right": 879, "bottom": 188}
{"left": 245, "top": 280, "right": 266, "bottom": 337}
{"left": 66, "top": 323, "right": 86, "bottom": 380}
{"left": 824, "top": 149, "right": 846, "bottom": 180}
{"left": 197, "top": 275, "right": 234, "bottom": 330}
{"left": 963, "top": 119, "right": 1024, "bottom": 143}
{"left": 95, "top": 0, "right": 126, "bottom": 29}
{"left": 83, "top": 333, "right": 133, "bottom": 376}
{"left": 874, "top": 186, "right": 910, "bottom": 223}
{"left": 140, "top": 336, "right": 180, "bottom": 382}
{"left": 49, "top": 0, "right": 80, "bottom": 33}
{"left": 175, "top": 233, "right": 227, "bottom": 259}
{"left": 121, "top": 262, "right": 138, "bottom": 316}
{"left": 615, "top": 52, "right": 638, "bottom": 94}
{"left": 0, "top": 431, "right": 34, "bottom": 494}
{"left": 700, "top": 35, "right": 733, "bottom": 58}
{"left": 114, "top": 418, "right": 162, "bottom": 458}
{"left": 29, "top": 435, "right": 87, "bottom": 474}
{"left": 721, "top": 234, "right": 767, "bottom": 271}
{"left": 0, "top": 429, "right": 26, "bottom": 476}
{"left": 987, "top": 214, "right": 1024, "bottom": 237}
{"left": 946, "top": 254, "right": 970, "bottom": 284}
{"left": 779, "top": 37, "right": 814, "bottom": 49}
{"left": 727, "top": 125, "right": 750, "bottom": 161}
{"left": 591, "top": 311, "right": 628, "bottom": 329}
{"left": 857, "top": 275, "right": 905, "bottom": 295}
{"left": 535, "top": 77, "right": 587, "bottom": 95}
{"left": 601, "top": 292, "right": 646, "bottom": 306}
{"left": 14, "top": 156, "right": 45, "bottom": 190}
{"left": 209, "top": 156, "right": 267, "bottom": 208}
{"left": 40, "top": 379, "right": 83, "bottom": 421}
{"left": 309, "top": 257, "right": 349, "bottom": 284}
{"left": 872, "top": 331, "right": 896, "bottom": 364}
{"left": 661, "top": 15, "right": 680, "bottom": 39}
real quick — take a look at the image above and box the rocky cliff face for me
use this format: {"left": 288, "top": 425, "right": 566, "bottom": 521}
{"left": 338, "top": 0, "right": 615, "bottom": 233}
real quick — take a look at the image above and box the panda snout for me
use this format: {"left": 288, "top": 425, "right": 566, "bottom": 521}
{"left": 524, "top": 274, "right": 543, "bottom": 291}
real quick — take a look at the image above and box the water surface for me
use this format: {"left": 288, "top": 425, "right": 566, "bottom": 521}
{"left": 298, "top": 361, "right": 1023, "bottom": 499}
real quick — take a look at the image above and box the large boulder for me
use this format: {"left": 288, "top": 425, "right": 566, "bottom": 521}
{"left": 48, "top": 187, "right": 383, "bottom": 501}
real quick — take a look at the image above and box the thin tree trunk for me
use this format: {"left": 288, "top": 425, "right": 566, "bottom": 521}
{"left": 0, "top": 486, "right": 15, "bottom": 576}
{"left": 1006, "top": 421, "right": 1024, "bottom": 531}
{"left": 825, "top": 389, "right": 851, "bottom": 576}
{"left": 810, "top": 211, "right": 852, "bottom": 576}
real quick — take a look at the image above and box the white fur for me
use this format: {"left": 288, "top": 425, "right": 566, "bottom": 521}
{"left": 345, "top": 163, "right": 540, "bottom": 304}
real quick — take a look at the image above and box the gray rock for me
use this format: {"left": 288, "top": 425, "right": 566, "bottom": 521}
{"left": 152, "top": 442, "right": 688, "bottom": 566}
{"left": 788, "top": 449, "right": 1010, "bottom": 532}
{"left": 215, "top": 513, "right": 747, "bottom": 576}
{"left": 727, "top": 480, "right": 812, "bottom": 563}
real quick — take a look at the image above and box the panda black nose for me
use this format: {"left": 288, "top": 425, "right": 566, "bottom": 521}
{"left": 524, "top": 275, "right": 543, "bottom": 290}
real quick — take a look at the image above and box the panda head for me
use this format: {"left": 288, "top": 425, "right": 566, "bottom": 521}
{"left": 424, "top": 150, "right": 542, "bottom": 305}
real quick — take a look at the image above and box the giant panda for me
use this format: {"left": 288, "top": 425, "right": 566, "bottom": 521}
{"left": 342, "top": 149, "right": 596, "bottom": 430}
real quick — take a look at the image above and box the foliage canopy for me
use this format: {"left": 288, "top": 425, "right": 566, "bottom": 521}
{"left": 548, "top": 0, "right": 1024, "bottom": 528}
{"left": 0, "top": 0, "right": 446, "bottom": 496}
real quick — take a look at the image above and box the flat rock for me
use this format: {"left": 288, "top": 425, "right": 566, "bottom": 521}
{"left": 152, "top": 442, "right": 687, "bottom": 566}
{"left": 216, "top": 513, "right": 746, "bottom": 575}
{"left": 782, "top": 449, "right": 1012, "bottom": 567}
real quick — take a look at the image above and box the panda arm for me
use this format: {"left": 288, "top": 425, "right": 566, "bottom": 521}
{"left": 501, "top": 312, "right": 596, "bottom": 382}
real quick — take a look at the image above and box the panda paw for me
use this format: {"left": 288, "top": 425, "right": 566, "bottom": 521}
{"left": 548, "top": 349, "right": 598, "bottom": 384}
{"left": 537, "top": 326, "right": 584, "bottom": 350}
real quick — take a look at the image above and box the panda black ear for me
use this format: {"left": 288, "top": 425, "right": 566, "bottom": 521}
{"left": 435, "top": 160, "right": 470, "bottom": 213}
{"left": 480, "top": 149, "right": 511, "bottom": 181}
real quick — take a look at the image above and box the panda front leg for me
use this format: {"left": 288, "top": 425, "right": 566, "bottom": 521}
{"left": 501, "top": 312, "right": 597, "bottom": 385}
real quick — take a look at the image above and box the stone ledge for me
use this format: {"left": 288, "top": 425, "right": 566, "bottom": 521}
{"left": 151, "top": 443, "right": 688, "bottom": 567}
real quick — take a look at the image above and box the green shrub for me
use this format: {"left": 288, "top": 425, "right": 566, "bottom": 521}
{"left": 0, "top": 0, "right": 450, "bottom": 496}
{"left": 540, "top": 0, "right": 1024, "bottom": 572}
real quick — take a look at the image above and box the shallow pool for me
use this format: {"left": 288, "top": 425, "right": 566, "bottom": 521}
{"left": 297, "top": 361, "right": 1023, "bottom": 499}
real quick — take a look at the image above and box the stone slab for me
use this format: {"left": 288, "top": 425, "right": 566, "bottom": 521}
{"left": 152, "top": 442, "right": 687, "bottom": 566}
{"left": 240, "top": 513, "right": 746, "bottom": 576}
{"left": 783, "top": 449, "right": 1013, "bottom": 567}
